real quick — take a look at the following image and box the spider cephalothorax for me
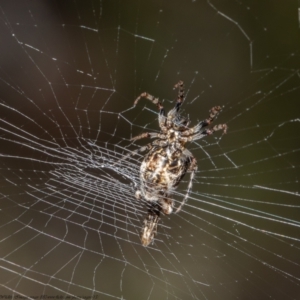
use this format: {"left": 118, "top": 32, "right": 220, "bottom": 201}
{"left": 127, "top": 81, "right": 227, "bottom": 246}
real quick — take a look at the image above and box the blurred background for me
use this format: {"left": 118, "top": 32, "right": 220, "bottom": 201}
{"left": 0, "top": 1, "right": 299, "bottom": 299}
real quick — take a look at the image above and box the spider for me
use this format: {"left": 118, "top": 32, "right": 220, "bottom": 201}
{"left": 123, "top": 81, "right": 227, "bottom": 246}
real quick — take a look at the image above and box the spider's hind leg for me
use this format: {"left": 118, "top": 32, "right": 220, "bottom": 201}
{"left": 134, "top": 92, "right": 165, "bottom": 116}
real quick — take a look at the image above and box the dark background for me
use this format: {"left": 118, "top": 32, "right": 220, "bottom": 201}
{"left": 0, "top": 1, "right": 299, "bottom": 299}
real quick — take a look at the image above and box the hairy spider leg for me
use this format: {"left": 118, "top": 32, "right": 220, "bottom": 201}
{"left": 178, "top": 123, "right": 227, "bottom": 143}
{"left": 194, "top": 106, "right": 223, "bottom": 132}
{"left": 131, "top": 132, "right": 167, "bottom": 141}
{"left": 193, "top": 123, "right": 227, "bottom": 140}
{"left": 175, "top": 152, "right": 197, "bottom": 213}
{"left": 181, "top": 106, "right": 227, "bottom": 138}
{"left": 134, "top": 92, "right": 167, "bottom": 129}
{"left": 167, "top": 80, "right": 185, "bottom": 120}
{"left": 174, "top": 80, "right": 185, "bottom": 111}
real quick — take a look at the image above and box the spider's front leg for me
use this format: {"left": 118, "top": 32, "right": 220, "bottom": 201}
{"left": 173, "top": 80, "right": 185, "bottom": 112}
{"left": 206, "top": 106, "right": 222, "bottom": 125}
{"left": 181, "top": 106, "right": 227, "bottom": 138}
{"left": 134, "top": 92, "right": 166, "bottom": 130}
{"left": 167, "top": 80, "right": 185, "bottom": 120}
{"left": 179, "top": 122, "right": 227, "bottom": 142}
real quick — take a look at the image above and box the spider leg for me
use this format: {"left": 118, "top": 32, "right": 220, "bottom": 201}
{"left": 198, "top": 106, "right": 224, "bottom": 130}
{"left": 181, "top": 123, "right": 202, "bottom": 137}
{"left": 131, "top": 132, "right": 167, "bottom": 141}
{"left": 181, "top": 106, "right": 225, "bottom": 137}
{"left": 192, "top": 123, "right": 227, "bottom": 141}
{"left": 167, "top": 80, "right": 185, "bottom": 120}
{"left": 206, "top": 106, "right": 222, "bottom": 123}
{"left": 174, "top": 80, "right": 185, "bottom": 112}
{"left": 134, "top": 92, "right": 167, "bottom": 130}
{"left": 175, "top": 153, "right": 197, "bottom": 213}
{"left": 179, "top": 123, "right": 227, "bottom": 143}
{"left": 134, "top": 92, "right": 165, "bottom": 118}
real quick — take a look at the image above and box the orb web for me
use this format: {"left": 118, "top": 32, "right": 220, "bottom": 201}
{"left": 0, "top": 1, "right": 299, "bottom": 299}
